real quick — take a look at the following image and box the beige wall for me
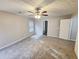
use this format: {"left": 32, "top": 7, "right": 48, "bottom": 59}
{"left": 0, "top": 11, "right": 32, "bottom": 48}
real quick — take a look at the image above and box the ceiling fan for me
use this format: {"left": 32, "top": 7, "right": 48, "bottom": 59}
{"left": 26, "top": 7, "right": 48, "bottom": 19}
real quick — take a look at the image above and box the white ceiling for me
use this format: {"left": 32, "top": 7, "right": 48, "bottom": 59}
{"left": 0, "top": 0, "right": 77, "bottom": 17}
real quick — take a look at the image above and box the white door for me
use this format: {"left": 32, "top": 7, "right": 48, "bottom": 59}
{"left": 59, "top": 19, "right": 71, "bottom": 39}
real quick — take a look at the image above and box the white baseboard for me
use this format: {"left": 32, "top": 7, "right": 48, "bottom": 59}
{"left": 0, "top": 32, "right": 34, "bottom": 50}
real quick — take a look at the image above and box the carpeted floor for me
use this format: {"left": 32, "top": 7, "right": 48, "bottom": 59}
{"left": 0, "top": 36, "right": 76, "bottom": 59}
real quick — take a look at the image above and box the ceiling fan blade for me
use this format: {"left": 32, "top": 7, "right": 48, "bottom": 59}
{"left": 42, "top": 11, "right": 47, "bottom": 13}
{"left": 42, "top": 14, "right": 48, "bottom": 16}
{"left": 27, "top": 11, "right": 34, "bottom": 13}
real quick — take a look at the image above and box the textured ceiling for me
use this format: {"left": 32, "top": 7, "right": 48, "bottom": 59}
{"left": 0, "top": 0, "right": 78, "bottom": 17}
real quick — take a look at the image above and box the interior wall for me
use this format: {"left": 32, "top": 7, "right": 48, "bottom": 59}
{"left": 0, "top": 11, "right": 32, "bottom": 48}
{"left": 70, "top": 15, "right": 78, "bottom": 40}
{"left": 47, "top": 17, "right": 60, "bottom": 37}
{"left": 34, "top": 19, "right": 43, "bottom": 36}
{"left": 28, "top": 19, "right": 35, "bottom": 33}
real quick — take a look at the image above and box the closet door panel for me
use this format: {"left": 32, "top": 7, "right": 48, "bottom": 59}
{"left": 59, "top": 19, "right": 71, "bottom": 39}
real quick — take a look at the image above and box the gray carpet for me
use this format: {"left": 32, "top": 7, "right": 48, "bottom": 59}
{"left": 0, "top": 36, "right": 76, "bottom": 59}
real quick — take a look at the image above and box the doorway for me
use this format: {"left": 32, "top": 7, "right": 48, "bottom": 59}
{"left": 43, "top": 21, "right": 48, "bottom": 36}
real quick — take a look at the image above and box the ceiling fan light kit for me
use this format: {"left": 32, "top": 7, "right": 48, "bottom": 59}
{"left": 35, "top": 7, "right": 48, "bottom": 19}
{"left": 35, "top": 15, "right": 41, "bottom": 19}
{"left": 25, "top": 7, "right": 48, "bottom": 19}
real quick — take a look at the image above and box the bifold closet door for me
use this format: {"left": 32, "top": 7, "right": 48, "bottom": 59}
{"left": 59, "top": 19, "right": 71, "bottom": 40}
